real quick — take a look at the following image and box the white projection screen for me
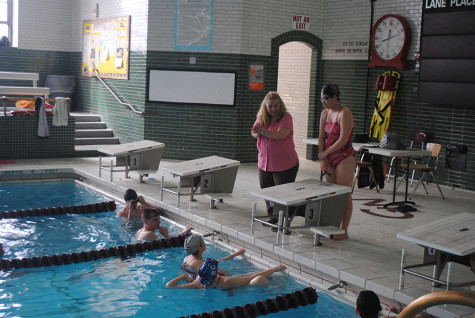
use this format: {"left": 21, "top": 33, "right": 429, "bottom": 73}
{"left": 147, "top": 69, "right": 237, "bottom": 106}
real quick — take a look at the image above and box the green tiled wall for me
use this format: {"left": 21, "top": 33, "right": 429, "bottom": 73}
{"left": 0, "top": 117, "right": 75, "bottom": 159}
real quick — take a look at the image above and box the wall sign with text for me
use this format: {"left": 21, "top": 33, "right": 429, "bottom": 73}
{"left": 292, "top": 15, "right": 310, "bottom": 31}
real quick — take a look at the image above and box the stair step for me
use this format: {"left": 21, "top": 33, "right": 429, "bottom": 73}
{"left": 75, "top": 129, "right": 114, "bottom": 138}
{"left": 75, "top": 137, "right": 120, "bottom": 145}
{"left": 72, "top": 113, "right": 120, "bottom": 155}
{"left": 76, "top": 122, "right": 107, "bottom": 129}
{"left": 71, "top": 114, "right": 102, "bottom": 122}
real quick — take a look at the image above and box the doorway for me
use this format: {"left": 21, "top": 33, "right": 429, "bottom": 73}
{"left": 277, "top": 41, "right": 313, "bottom": 158}
{"left": 271, "top": 30, "right": 322, "bottom": 160}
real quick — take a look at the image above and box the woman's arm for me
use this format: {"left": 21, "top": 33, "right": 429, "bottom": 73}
{"left": 318, "top": 109, "right": 327, "bottom": 155}
{"left": 166, "top": 274, "right": 197, "bottom": 288}
{"left": 318, "top": 110, "right": 329, "bottom": 172}
{"left": 253, "top": 114, "right": 293, "bottom": 140}
{"left": 251, "top": 120, "right": 261, "bottom": 139}
{"left": 251, "top": 128, "right": 260, "bottom": 139}
{"left": 258, "top": 127, "right": 291, "bottom": 140}
{"left": 218, "top": 248, "right": 245, "bottom": 262}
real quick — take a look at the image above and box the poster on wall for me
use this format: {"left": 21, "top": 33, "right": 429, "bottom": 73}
{"left": 82, "top": 16, "right": 130, "bottom": 79}
{"left": 249, "top": 65, "right": 264, "bottom": 90}
{"left": 174, "top": 0, "right": 213, "bottom": 51}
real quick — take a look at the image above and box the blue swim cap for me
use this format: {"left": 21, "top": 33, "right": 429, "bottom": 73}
{"left": 198, "top": 258, "right": 218, "bottom": 286}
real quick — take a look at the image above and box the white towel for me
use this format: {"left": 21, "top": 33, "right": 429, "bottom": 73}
{"left": 53, "top": 97, "right": 68, "bottom": 126}
{"left": 37, "top": 97, "right": 50, "bottom": 137}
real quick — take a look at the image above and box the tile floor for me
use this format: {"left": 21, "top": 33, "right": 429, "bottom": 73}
{"left": 1, "top": 157, "right": 474, "bottom": 318}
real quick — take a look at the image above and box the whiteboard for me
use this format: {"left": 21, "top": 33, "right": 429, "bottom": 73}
{"left": 147, "top": 69, "right": 236, "bottom": 106}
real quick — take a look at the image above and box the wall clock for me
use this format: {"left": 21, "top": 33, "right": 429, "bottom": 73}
{"left": 368, "top": 14, "right": 411, "bottom": 69}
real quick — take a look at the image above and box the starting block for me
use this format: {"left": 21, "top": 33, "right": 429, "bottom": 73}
{"left": 204, "top": 193, "right": 232, "bottom": 209}
{"left": 310, "top": 226, "right": 345, "bottom": 246}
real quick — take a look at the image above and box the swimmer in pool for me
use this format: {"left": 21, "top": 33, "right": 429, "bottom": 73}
{"left": 116, "top": 189, "right": 162, "bottom": 228}
{"left": 166, "top": 259, "right": 286, "bottom": 289}
{"left": 181, "top": 234, "right": 245, "bottom": 278}
{"left": 135, "top": 208, "right": 192, "bottom": 241}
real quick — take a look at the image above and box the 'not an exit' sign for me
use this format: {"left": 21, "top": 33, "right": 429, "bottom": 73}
{"left": 292, "top": 14, "right": 310, "bottom": 30}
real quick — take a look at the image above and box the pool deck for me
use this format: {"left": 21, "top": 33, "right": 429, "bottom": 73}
{"left": 1, "top": 157, "right": 474, "bottom": 317}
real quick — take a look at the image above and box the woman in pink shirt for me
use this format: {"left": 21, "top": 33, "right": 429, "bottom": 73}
{"left": 251, "top": 92, "right": 299, "bottom": 228}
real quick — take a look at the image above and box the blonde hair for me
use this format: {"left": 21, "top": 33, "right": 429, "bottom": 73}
{"left": 256, "top": 91, "right": 287, "bottom": 126}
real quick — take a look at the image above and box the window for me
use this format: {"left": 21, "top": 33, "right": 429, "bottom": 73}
{"left": 0, "top": 0, "right": 12, "bottom": 41}
{"left": 0, "top": 0, "right": 16, "bottom": 46}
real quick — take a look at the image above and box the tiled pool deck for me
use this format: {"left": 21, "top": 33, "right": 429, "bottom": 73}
{"left": 1, "top": 157, "right": 473, "bottom": 317}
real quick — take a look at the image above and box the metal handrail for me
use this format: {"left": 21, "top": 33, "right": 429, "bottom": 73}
{"left": 93, "top": 68, "right": 144, "bottom": 116}
{"left": 397, "top": 291, "right": 475, "bottom": 318}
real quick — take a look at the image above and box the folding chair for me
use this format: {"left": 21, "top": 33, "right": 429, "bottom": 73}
{"left": 386, "top": 131, "right": 427, "bottom": 184}
{"left": 352, "top": 151, "right": 379, "bottom": 193}
{"left": 397, "top": 143, "right": 445, "bottom": 200}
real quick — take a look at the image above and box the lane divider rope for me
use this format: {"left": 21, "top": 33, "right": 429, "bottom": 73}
{"left": 0, "top": 201, "right": 117, "bottom": 219}
{"left": 0, "top": 235, "right": 186, "bottom": 271}
{"left": 179, "top": 286, "right": 318, "bottom": 318}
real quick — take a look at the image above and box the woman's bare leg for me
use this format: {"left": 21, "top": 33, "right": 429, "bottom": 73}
{"left": 218, "top": 264, "right": 286, "bottom": 288}
{"left": 332, "top": 156, "right": 356, "bottom": 240}
{"left": 249, "top": 276, "right": 270, "bottom": 286}
{"left": 324, "top": 163, "right": 337, "bottom": 183}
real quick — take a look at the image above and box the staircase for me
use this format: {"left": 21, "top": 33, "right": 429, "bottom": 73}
{"left": 71, "top": 113, "right": 120, "bottom": 155}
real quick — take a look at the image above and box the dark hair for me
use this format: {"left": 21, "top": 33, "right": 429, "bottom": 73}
{"left": 356, "top": 290, "right": 382, "bottom": 318}
{"left": 124, "top": 189, "right": 138, "bottom": 202}
{"left": 143, "top": 208, "right": 160, "bottom": 220}
{"left": 321, "top": 83, "right": 340, "bottom": 100}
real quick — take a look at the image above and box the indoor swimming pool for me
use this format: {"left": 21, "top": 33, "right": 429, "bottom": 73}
{"left": 0, "top": 179, "right": 358, "bottom": 317}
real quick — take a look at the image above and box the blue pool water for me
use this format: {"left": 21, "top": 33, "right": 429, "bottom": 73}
{"left": 0, "top": 181, "right": 358, "bottom": 317}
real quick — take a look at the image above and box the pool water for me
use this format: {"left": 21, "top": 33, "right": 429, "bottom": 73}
{"left": 0, "top": 181, "right": 358, "bottom": 317}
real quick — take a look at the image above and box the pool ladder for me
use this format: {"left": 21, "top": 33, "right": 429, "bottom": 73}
{"left": 327, "top": 281, "right": 346, "bottom": 291}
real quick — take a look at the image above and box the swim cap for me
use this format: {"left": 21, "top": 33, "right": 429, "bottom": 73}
{"left": 198, "top": 258, "right": 218, "bottom": 286}
{"left": 184, "top": 234, "right": 203, "bottom": 254}
{"left": 124, "top": 189, "right": 138, "bottom": 202}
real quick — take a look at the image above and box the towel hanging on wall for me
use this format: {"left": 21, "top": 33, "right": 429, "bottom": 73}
{"left": 37, "top": 97, "right": 50, "bottom": 137}
{"left": 53, "top": 97, "right": 68, "bottom": 126}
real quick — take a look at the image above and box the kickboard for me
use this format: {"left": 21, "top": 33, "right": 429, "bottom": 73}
{"left": 369, "top": 71, "right": 401, "bottom": 142}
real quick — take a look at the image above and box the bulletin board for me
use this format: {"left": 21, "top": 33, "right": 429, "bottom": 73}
{"left": 82, "top": 16, "right": 130, "bottom": 79}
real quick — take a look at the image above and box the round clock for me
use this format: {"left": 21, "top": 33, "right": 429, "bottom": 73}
{"left": 368, "top": 14, "right": 410, "bottom": 69}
